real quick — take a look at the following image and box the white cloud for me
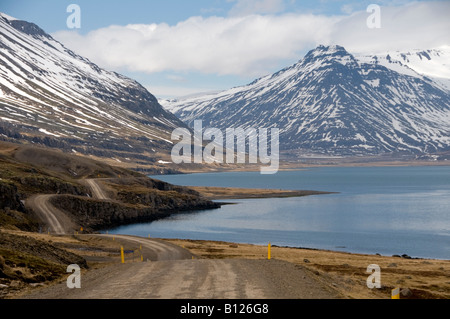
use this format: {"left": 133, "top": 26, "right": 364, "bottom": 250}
{"left": 227, "top": 0, "right": 286, "bottom": 16}
{"left": 331, "top": 1, "right": 450, "bottom": 53}
{"left": 52, "top": 1, "right": 450, "bottom": 78}
{"left": 166, "top": 74, "right": 187, "bottom": 82}
{"left": 146, "top": 85, "right": 217, "bottom": 99}
{"left": 53, "top": 14, "right": 336, "bottom": 77}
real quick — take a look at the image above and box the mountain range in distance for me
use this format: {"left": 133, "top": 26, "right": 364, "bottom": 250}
{"left": 1, "top": 12, "right": 449, "bottom": 167}
{"left": 163, "top": 45, "right": 450, "bottom": 162}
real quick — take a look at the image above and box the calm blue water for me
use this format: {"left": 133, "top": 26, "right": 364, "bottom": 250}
{"left": 107, "top": 166, "right": 450, "bottom": 259}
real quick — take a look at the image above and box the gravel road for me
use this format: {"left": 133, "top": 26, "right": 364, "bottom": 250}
{"left": 84, "top": 179, "right": 108, "bottom": 200}
{"left": 25, "top": 178, "right": 109, "bottom": 234}
{"left": 21, "top": 235, "right": 341, "bottom": 299}
{"left": 25, "top": 194, "right": 76, "bottom": 234}
{"left": 22, "top": 179, "right": 341, "bottom": 300}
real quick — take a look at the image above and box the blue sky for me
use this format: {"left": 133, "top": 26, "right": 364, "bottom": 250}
{"left": 1, "top": 0, "right": 448, "bottom": 99}
{"left": 1, "top": 0, "right": 228, "bottom": 33}
{"left": 0, "top": 0, "right": 382, "bottom": 32}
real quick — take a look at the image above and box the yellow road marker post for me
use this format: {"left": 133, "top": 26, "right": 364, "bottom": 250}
{"left": 268, "top": 242, "right": 271, "bottom": 260}
{"left": 392, "top": 288, "right": 400, "bottom": 299}
{"left": 139, "top": 245, "right": 143, "bottom": 262}
{"left": 120, "top": 246, "right": 125, "bottom": 264}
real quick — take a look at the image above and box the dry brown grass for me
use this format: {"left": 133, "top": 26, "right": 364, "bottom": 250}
{"left": 190, "top": 186, "right": 332, "bottom": 199}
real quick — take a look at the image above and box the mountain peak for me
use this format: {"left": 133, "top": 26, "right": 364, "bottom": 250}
{"left": 165, "top": 44, "right": 450, "bottom": 157}
{"left": 317, "top": 44, "right": 347, "bottom": 52}
{"left": 0, "top": 12, "right": 18, "bottom": 22}
{"left": 307, "top": 44, "right": 349, "bottom": 58}
{"left": 1, "top": 13, "right": 50, "bottom": 39}
{"left": 9, "top": 20, "right": 50, "bottom": 38}
{"left": 300, "top": 44, "right": 358, "bottom": 68}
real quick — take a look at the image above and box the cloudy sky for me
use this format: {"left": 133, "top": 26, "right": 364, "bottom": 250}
{"left": 1, "top": 0, "right": 449, "bottom": 99}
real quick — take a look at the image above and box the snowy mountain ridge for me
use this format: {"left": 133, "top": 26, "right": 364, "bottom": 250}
{"left": 356, "top": 46, "right": 450, "bottom": 92}
{"left": 164, "top": 45, "right": 450, "bottom": 157}
{"left": 0, "top": 12, "right": 185, "bottom": 163}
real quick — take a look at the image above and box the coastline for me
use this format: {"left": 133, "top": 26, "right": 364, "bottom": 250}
{"left": 148, "top": 159, "right": 450, "bottom": 176}
{"left": 190, "top": 186, "right": 336, "bottom": 200}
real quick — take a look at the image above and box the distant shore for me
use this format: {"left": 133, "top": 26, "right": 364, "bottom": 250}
{"left": 190, "top": 186, "right": 335, "bottom": 200}
{"left": 144, "top": 159, "right": 450, "bottom": 176}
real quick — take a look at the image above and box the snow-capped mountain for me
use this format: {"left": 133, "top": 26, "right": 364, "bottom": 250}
{"left": 164, "top": 45, "right": 450, "bottom": 156}
{"left": 0, "top": 13, "right": 185, "bottom": 163}
{"left": 356, "top": 46, "right": 450, "bottom": 93}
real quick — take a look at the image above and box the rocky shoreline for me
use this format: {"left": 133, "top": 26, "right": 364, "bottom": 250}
{"left": 49, "top": 193, "right": 220, "bottom": 232}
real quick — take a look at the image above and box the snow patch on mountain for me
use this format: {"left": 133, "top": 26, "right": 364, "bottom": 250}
{"left": 356, "top": 46, "right": 450, "bottom": 92}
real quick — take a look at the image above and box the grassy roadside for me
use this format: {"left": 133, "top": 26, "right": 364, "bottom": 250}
{"left": 0, "top": 230, "right": 126, "bottom": 299}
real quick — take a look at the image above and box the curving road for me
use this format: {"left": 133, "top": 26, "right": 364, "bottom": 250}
{"left": 21, "top": 180, "right": 341, "bottom": 300}
{"left": 85, "top": 179, "right": 108, "bottom": 200}
{"left": 21, "top": 234, "right": 341, "bottom": 299}
{"left": 25, "top": 194, "right": 75, "bottom": 234}
{"left": 104, "top": 234, "right": 194, "bottom": 261}
{"left": 25, "top": 178, "right": 109, "bottom": 234}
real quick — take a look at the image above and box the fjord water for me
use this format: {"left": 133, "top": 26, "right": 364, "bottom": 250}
{"left": 108, "top": 166, "right": 450, "bottom": 259}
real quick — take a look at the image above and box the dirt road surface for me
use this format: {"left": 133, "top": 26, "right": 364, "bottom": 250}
{"left": 25, "top": 178, "right": 109, "bottom": 235}
{"left": 85, "top": 179, "right": 108, "bottom": 200}
{"left": 21, "top": 182, "right": 341, "bottom": 300}
{"left": 21, "top": 235, "right": 341, "bottom": 299}
{"left": 24, "top": 195, "right": 76, "bottom": 234}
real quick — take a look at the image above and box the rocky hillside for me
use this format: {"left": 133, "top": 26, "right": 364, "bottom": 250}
{"left": 0, "top": 13, "right": 185, "bottom": 166}
{"left": 0, "top": 141, "right": 219, "bottom": 232}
